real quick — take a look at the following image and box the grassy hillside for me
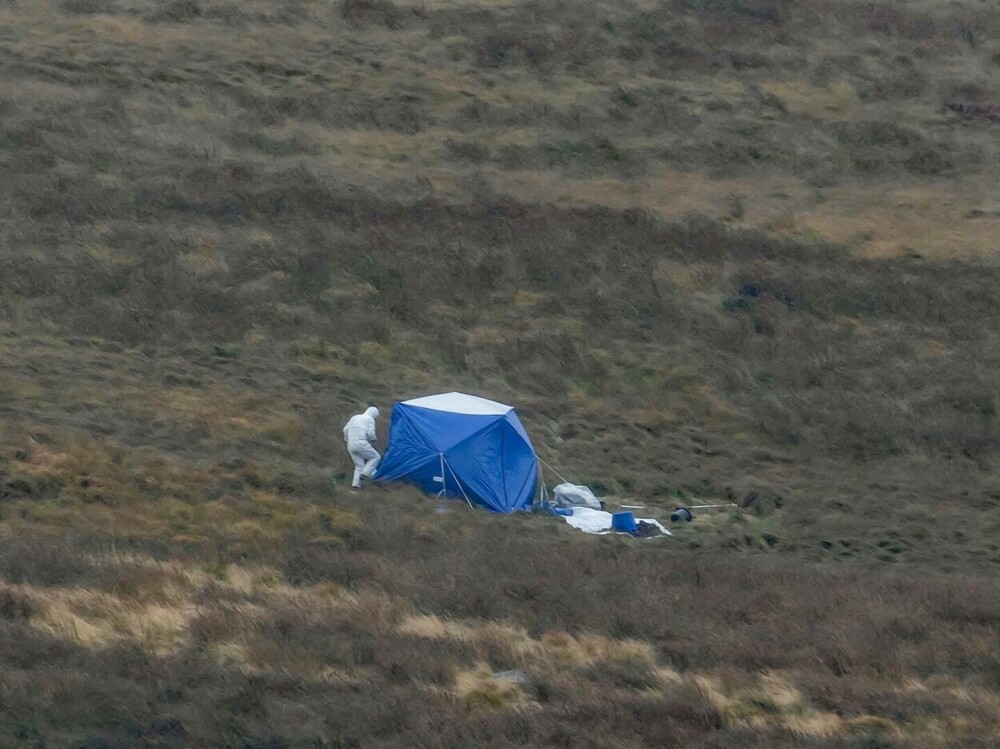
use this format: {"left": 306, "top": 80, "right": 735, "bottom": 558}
{"left": 2, "top": 0, "right": 1000, "bottom": 745}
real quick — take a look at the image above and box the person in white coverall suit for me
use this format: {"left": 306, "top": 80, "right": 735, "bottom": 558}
{"left": 343, "top": 406, "right": 380, "bottom": 489}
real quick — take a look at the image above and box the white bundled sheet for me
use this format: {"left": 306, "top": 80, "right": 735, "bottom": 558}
{"left": 562, "top": 508, "right": 671, "bottom": 536}
{"left": 553, "top": 483, "right": 603, "bottom": 510}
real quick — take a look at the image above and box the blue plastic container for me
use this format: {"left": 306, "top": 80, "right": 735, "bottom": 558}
{"left": 553, "top": 507, "right": 574, "bottom": 517}
{"left": 611, "top": 511, "right": 638, "bottom": 533}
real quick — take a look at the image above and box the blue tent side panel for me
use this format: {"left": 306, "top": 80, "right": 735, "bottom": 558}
{"left": 386, "top": 455, "right": 444, "bottom": 498}
{"left": 439, "top": 414, "right": 538, "bottom": 513}
{"left": 373, "top": 404, "right": 440, "bottom": 484}
{"left": 504, "top": 409, "right": 533, "bottom": 448}
{"left": 500, "top": 416, "right": 539, "bottom": 510}
{"left": 376, "top": 403, "right": 500, "bottom": 483}
{"left": 375, "top": 400, "right": 539, "bottom": 513}
{"left": 441, "top": 421, "right": 508, "bottom": 512}
{"left": 396, "top": 404, "right": 501, "bottom": 452}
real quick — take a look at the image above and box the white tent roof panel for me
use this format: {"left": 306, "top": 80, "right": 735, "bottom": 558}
{"left": 403, "top": 392, "right": 512, "bottom": 416}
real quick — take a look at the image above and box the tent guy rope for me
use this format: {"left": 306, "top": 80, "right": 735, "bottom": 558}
{"left": 537, "top": 455, "right": 571, "bottom": 485}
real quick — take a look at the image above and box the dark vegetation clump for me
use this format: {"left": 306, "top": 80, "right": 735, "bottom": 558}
{"left": 0, "top": 520, "right": 998, "bottom": 746}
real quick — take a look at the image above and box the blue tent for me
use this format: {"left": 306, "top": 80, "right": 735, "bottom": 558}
{"left": 375, "top": 392, "right": 538, "bottom": 513}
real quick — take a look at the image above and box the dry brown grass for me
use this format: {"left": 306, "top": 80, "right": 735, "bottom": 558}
{"left": 2, "top": 516, "right": 999, "bottom": 746}
{"left": 3, "top": 0, "right": 1000, "bottom": 745}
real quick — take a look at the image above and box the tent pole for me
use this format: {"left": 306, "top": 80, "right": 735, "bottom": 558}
{"left": 442, "top": 454, "right": 475, "bottom": 509}
{"left": 537, "top": 458, "right": 548, "bottom": 509}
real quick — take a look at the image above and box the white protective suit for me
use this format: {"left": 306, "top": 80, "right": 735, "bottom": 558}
{"left": 343, "top": 406, "right": 380, "bottom": 488}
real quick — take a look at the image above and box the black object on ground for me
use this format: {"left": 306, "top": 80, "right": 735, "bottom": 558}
{"left": 633, "top": 521, "right": 663, "bottom": 537}
{"left": 670, "top": 507, "right": 693, "bottom": 522}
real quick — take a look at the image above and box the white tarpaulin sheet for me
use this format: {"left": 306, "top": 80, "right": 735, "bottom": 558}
{"left": 562, "top": 508, "right": 671, "bottom": 536}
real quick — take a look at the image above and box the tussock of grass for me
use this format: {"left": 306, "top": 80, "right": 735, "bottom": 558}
{"left": 4, "top": 512, "right": 999, "bottom": 744}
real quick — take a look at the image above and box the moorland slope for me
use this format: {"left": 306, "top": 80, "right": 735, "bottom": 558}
{"left": 2, "top": 0, "right": 1000, "bottom": 745}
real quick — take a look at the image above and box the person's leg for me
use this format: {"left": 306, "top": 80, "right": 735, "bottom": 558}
{"left": 359, "top": 444, "right": 381, "bottom": 480}
{"left": 349, "top": 445, "right": 366, "bottom": 488}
